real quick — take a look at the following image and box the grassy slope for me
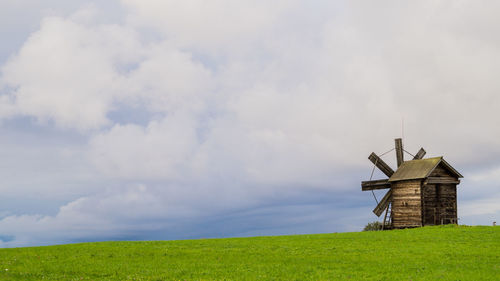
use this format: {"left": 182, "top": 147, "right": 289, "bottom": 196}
{"left": 0, "top": 225, "right": 498, "bottom": 280}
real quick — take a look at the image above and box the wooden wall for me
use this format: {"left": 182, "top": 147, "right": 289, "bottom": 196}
{"left": 429, "top": 165, "right": 456, "bottom": 180}
{"left": 389, "top": 163, "right": 459, "bottom": 228}
{"left": 391, "top": 180, "right": 422, "bottom": 228}
{"left": 423, "top": 163, "right": 458, "bottom": 225}
{"left": 422, "top": 183, "right": 457, "bottom": 225}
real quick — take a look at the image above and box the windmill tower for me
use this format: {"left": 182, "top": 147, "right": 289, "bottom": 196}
{"left": 361, "top": 138, "right": 463, "bottom": 229}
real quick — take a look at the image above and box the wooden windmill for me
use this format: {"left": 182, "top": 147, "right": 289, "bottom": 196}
{"left": 361, "top": 138, "right": 463, "bottom": 229}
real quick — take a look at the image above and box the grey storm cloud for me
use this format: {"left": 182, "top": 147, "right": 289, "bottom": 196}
{"left": 0, "top": 0, "right": 499, "bottom": 247}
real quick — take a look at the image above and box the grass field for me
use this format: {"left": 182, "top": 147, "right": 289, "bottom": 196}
{"left": 0, "top": 225, "right": 498, "bottom": 280}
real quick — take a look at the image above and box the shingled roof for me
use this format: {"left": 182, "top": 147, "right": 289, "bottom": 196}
{"left": 388, "top": 157, "right": 463, "bottom": 182}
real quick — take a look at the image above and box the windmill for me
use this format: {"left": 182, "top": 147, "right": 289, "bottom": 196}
{"left": 361, "top": 138, "right": 462, "bottom": 229}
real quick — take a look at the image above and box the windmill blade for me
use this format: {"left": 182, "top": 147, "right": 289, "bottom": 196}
{"left": 373, "top": 190, "right": 392, "bottom": 217}
{"left": 395, "top": 138, "right": 404, "bottom": 167}
{"left": 413, "top": 148, "right": 426, "bottom": 160}
{"left": 361, "top": 179, "right": 391, "bottom": 191}
{"left": 368, "top": 152, "right": 395, "bottom": 177}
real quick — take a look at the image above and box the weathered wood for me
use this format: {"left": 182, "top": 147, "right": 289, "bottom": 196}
{"left": 393, "top": 201, "right": 421, "bottom": 208}
{"left": 424, "top": 177, "right": 460, "bottom": 185}
{"left": 422, "top": 183, "right": 457, "bottom": 226}
{"left": 435, "top": 184, "right": 441, "bottom": 225}
{"left": 373, "top": 190, "right": 392, "bottom": 217}
{"left": 368, "top": 152, "right": 394, "bottom": 177}
{"left": 391, "top": 190, "right": 421, "bottom": 196}
{"left": 362, "top": 139, "right": 462, "bottom": 229}
{"left": 361, "top": 179, "right": 391, "bottom": 191}
{"left": 413, "top": 148, "right": 426, "bottom": 160}
{"left": 453, "top": 185, "right": 457, "bottom": 224}
{"left": 382, "top": 202, "right": 391, "bottom": 230}
{"left": 429, "top": 164, "right": 456, "bottom": 178}
{"left": 392, "top": 219, "right": 422, "bottom": 228}
{"left": 392, "top": 208, "right": 422, "bottom": 214}
{"left": 395, "top": 138, "right": 404, "bottom": 167}
{"left": 439, "top": 159, "right": 463, "bottom": 178}
{"left": 392, "top": 213, "right": 421, "bottom": 218}
{"left": 390, "top": 180, "right": 422, "bottom": 228}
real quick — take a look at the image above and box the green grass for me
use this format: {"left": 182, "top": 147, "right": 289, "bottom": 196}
{"left": 0, "top": 225, "right": 498, "bottom": 280}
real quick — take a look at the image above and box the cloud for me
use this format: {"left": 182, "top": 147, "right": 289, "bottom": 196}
{"left": 0, "top": 7, "right": 215, "bottom": 130}
{"left": 121, "top": 0, "right": 297, "bottom": 54}
{"left": 88, "top": 113, "right": 199, "bottom": 180}
{"left": 0, "top": 184, "right": 169, "bottom": 247}
{"left": 1, "top": 0, "right": 500, "bottom": 246}
{"left": 120, "top": 42, "right": 214, "bottom": 113}
{"left": 0, "top": 181, "right": 369, "bottom": 247}
{"left": 0, "top": 14, "right": 139, "bottom": 130}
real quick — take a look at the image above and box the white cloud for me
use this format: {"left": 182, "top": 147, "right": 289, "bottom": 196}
{"left": 121, "top": 0, "right": 297, "bottom": 54}
{"left": 0, "top": 184, "right": 174, "bottom": 247}
{"left": 0, "top": 8, "right": 214, "bottom": 130}
{"left": 121, "top": 42, "right": 214, "bottom": 113}
{"left": 88, "top": 113, "right": 199, "bottom": 180}
{"left": 0, "top": 14, "right": 139, "bottom": 130}
{"left": 1, "top": 0, "right": 500, "bottom": 246}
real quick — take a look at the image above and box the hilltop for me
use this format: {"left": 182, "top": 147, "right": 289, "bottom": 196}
{"left": 0, "top": 225, "right": 498, "bottom": 280}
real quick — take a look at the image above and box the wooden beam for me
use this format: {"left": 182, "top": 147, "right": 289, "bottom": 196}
{"left": 361, "top": 179, "right": 391, "bottom": 191}
{"left": 413, "top": 148, "right": 426, "bottom": 160}
{"left": 368, "top": 152, "right": 395, "bottom": 177}
{"left": 382, "top": 201, "right": 391, "bottom": 230}
{"left": 395, "top": 138, "right": 404, "bottom": 167}
{"left": 373, "top": 190, "right": 392, "bottom": 217}
{"left": 424, "top": 177, "right": 460, "bottom": 185}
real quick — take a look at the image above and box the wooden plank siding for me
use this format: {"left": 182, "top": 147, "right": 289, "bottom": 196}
{"left": 429, "top": 164, "right": 456, "bottom": 179}
{"left": 361, "top": 153, "right": 462, "bottom": 229}
{"left": 391, "top": 180, "right": 422, "bottom": 228}
{"left": 425, "top": 177, "right": 460, "bottom": 185}
{"left": 422, "top": 183, "right": 457, "bottom": 225}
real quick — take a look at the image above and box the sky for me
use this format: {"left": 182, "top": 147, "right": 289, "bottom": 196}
{"left": 0, "top": 0, "right": 499, "bottom": 247}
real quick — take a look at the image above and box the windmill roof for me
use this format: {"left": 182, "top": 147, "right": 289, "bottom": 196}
{"left": 388, "top": 157, "right": 463, "bottom": 182}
